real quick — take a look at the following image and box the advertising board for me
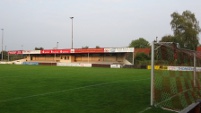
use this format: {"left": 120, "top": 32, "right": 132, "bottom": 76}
{"left": 148, "top": 65, "right": 201, "bottom": 72}
{"left": 57, "top": 63, "right": 92, "bottom": 67}
{"left": 74, "top": 48, "right": 104, "bottom": 53}
{"left": 40, "top": 49, "right": 71, "bottom": 54}
{"left": 23, "top": 50, "right": 40, "bottom": 54}
{"left": 8, "top": 50, "right": 23, "bottom": 55}
{"left": 23, "top": 62, "right": 39, "bottom": 65}
{"left": 104, "top": 48, "right": 134, "bottom": 53}
{"left": 110, "top": 64, "right": 121, "bottom": 68}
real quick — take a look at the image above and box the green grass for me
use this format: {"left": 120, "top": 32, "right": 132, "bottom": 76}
{"left": 0, "top": 65, "right": 174, "bottom": 113}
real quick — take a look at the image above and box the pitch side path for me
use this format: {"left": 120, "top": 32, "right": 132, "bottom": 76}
{"left": 0, "top": 65, "right": 174, "bottom": 113}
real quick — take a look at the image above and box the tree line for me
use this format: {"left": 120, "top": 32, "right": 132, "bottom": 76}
{"left": 129, "top": 10, "right": 201, "bottom": 65}
{"left": 129, "top": 10, "right": 201, "bottom": 50}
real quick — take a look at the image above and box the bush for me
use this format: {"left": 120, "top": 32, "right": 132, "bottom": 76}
{"left": 135, "top": 53, "right": 150, "bottom": 61}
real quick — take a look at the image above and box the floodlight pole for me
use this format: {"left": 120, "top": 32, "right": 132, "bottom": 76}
{"left": 56, "top": 42, "right": 59, "bottom": 49}
{"left": 70, "top": 17, "right": 74, "bottom": 49}
{"left": 1, "top": 28, "right": 4, "bottom": 61}
{"left": 151, "top": 41, "right": 155, "bottom": 106}
{"left": 21, "top": 45, "right": 23, "bottom": 50}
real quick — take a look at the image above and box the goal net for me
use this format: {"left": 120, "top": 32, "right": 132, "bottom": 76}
{"left": 151, "top": 42, "right": 201, "bottom": 111}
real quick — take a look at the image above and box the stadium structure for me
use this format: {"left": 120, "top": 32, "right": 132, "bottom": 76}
{"left": 7, "top": 47, "right": 134, "bottom": 68}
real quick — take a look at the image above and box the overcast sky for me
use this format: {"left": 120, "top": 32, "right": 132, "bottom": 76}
{"left": 0, "top": 0, "right": 201, "bottom": 50}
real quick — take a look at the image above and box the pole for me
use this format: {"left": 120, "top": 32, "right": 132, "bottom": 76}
{"left": 1, "top": 29, "right": 4, "bottom": 61}
{"left": 194, "top": 52, "right": 196, "bottom": 87}
{"left": 151, "top": 41, "right": 155, "bottom": 106}
{"left": 55, "top": 54, "right": 56, "bottom": 62}
{"left": 5, "top": 45, "right": 7, "bottom": 61}
{"left": 133, "top": 49, "right": 135, "bottom": 65}
{"left": 156, "top": 36, "right": 158, "bottom": 42}
{"left": 56, "top": 42, "right": 59, "bottom": 49}
{"left": 8, "top": 51, "right": 9, "bottom": 61}
{"left": 70, "top": 17, "right": 74, "bottom": 49}
{"left": 88, "top": 53, "right": 90, "bottom": 63}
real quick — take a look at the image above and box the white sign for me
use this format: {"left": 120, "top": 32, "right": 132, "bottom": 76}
{"left": 168, "top": 66, "right": 201, "bottom": 72}
{"left": 57, "top": 63, "right": 92, "bottom": 67}
{"left": 104, "top": 48, "right": 134, "bottom": 53}
{"left": 110, "top": 64, "right": 121, "bottom": 68}
{"left": 23, "top": 50, "right": 41, "bottom": 54}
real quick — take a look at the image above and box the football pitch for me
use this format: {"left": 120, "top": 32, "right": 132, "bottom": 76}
{"left": 0, "top": 65, "right": 173, "bottom": 113}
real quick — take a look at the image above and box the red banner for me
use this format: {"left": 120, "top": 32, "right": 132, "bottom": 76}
{"left": 40, "top": 49, "right": 71, "bottom": 54}
{"left": 8, "top": 50, "right": 23, "bottom": 55}
{"left": 74, "top": 48, "right": 104, "bottom": 53}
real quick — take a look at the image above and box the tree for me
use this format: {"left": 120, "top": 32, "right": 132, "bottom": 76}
{"left": 170, "top": 10, "right": 201, "bottom": 50}
{"left": 135, "top": 53, "right": 150, "bottom": 61}
{"left": 129, "top": 38, "right": 150, "bottom": 48}
{"left": 160, "top": 35, "right": 176, "bottom": 42}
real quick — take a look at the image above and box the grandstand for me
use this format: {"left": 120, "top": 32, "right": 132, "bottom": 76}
{"left": 8, "top": 47, "right": 134, "bottom": 68}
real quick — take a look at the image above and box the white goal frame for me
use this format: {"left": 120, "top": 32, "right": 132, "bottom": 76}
{"left": 150, "top": 41, "right": 197, "bottom": 106}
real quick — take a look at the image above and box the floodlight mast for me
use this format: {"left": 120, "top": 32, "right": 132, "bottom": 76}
{"left": 56, "top": 42, "right": 59, "bottom": 49}
{"left": 70, "top": 17, "right": 74, "bottom": 49}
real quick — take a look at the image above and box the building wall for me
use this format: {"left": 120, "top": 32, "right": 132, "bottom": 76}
{"left": 135, "top": 48, "right": 151, "bottom": 56}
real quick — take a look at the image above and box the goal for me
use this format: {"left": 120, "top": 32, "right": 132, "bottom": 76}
{"left": 150, "top": 41, "right": 201, "bottom": 111}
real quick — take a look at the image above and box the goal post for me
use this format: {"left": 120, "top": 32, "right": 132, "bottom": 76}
{"left": 150, "top": 41, "right": 155, "bottom": 106}
{"left": 150, "top": 41, "right": 201, "bottom": 111}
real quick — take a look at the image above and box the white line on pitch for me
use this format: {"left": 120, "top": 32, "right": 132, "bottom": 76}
{"left": 0, "top": 78, "right": 150, "bottom": 103}
{"left": 138, "top": 107, "right": 151, "bottom": 113}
